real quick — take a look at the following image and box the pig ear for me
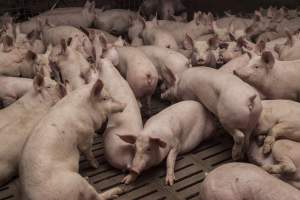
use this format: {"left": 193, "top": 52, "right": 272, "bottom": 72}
{"left": 150, "top": 137, "right": 167, "bottom": 148}
{"left": 91, "top": 79, "right": 104, "bottom": 98}
{"left": 285, "top": 30, "right": 294, "bottom": 46}
{"left": 33, "top": 73, "right": 45, "bottom": 92}
{"left": 26, "top": 50, "right": 37, "bottom": 61}
{"left": 118, "top": 134, "right": 136, "bottom": 144}
{"left": 45, "top": 44, "right": 53, "bottom": 57}
{"left": 114, "top": 37, "right": 125, "bottom": 47}
{"left": 261, "top": 51, "right": 275, "bottom": 69}
{"left": 160, "top": 63, "right": 177, "bottom": 87}
{"left": 183, "top": 34, "right": 194, "bottom": 50}
{"left": 208, "top": 36, "right": 219, "bottom": 49}
{"left": 255, "top": 40, "right": 266, "bottom": 54}
{"left": 2, "top": 35, "right": 13, "bottom": 52}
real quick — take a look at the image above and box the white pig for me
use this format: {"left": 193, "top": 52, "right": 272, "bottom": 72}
{"left": 118, "top": 101, "right": 216, "bottom": 185}
{"left": 19, "top": 79, "right": 125, "bottom": 200}
{"left": 234, "top": 51, "right": 300, "bottom": 101}
{"left": 0, "top": 76, "right": 32, "bottom": 107}
{"left": 200, "top": 162, "right": 300, "bottom": 200}
{"left": 275, "top": 31, "right": 300, "bottom": 61}
{"left": 161, "top": 67, "right": 262, "bottom": 160}
{"left": 0, "top": 72, "right": 66, "bottom": 186}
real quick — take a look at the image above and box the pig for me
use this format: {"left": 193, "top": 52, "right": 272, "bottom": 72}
{"left": 94, "top": 58, "right": 143, "bottom": 178}
{"left": 137, "top": 45, "right": 190, "bottom": 90}
{"left": 183, "top": 34, "right": 218, "bottom": 67}
{"left": 234, "top": 51, "right": 300, "bottom": 101}
{"left": 157, "top": 12, "right": 213, "bottom": 47}
{"left": 53, "top": 38, "right": 91, "bottom": 90}
{"left": 0, "top": 76, "right": 32, "bottom": 107}
{"left": 128, "top": 16, "right": 178, "bottom": 49}
{"left": 0, "top": 72, "right": 66, "bottom": 186}
{"left": 161, "top": 67, "right": 262, "bottom": 160}
{"left": 103, "top": 43, "right": 158, "bottom": 107}
{"left": 90, "top": 30, "right": 143, "bottom": 173}
{"left": 19, "top": 79, "right": 125, "bottom": 200}
{"left": 139, "top": 0, "right": 186, "bottom": 20}
{"left": 219, "top": 54, "right": 250, "bottom": 73}
{"left": 275, "top": 31, "right": 300, "bottom": 61}
{"left": 40, "top": 0, "right": 93, "bottom": 16}
{"left": 94, "top": 9, "right": 136, "bottom": 36}
{"left": 0, "top": 37, "right": 38, "bottom": 78}
{"left": 118, "top": 101, "right": 216, "bottom": 185}
{"left": 19, "top": 1, "right": 95, "bottom": 34}
{"left": 200, "top": 162, "right": 300, "bottom": 200}
{"left": 248, "top": 139, "right": 300, "bottom": 189}
{"left": 42, "top": 25, "right": 93, "bottom": 59}
{"left": 254, "top": 100, "right": 300, "bottom": 154}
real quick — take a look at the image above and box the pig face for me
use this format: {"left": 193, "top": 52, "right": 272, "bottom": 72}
{"left": 118, "top": 134, "right": 167, "bottom": 174}
{"left": 82, "top": 1, "right": 96, "bottom": 25}
{"left": 30, "top": 45, "right": 53, "bottom": 78}
{"left": 183, "top": 34, "right": 217, "bottom": 67}
{"left": 90, "top": 80, "right": 125, "bottom": 120}
{"left": 128, "top": 17, "right": 144, "bottom": 42}
{"left": 234, "top": 51, "right": 275, "bottom": 87}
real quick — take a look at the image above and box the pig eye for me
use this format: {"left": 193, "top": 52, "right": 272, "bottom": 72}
{"left": 254, "top": 66, "right": 259, "bottom": 69}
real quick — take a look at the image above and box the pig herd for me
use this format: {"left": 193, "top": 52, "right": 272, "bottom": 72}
{"left": 0, "top": 1, "right": 300, "bottom": 199}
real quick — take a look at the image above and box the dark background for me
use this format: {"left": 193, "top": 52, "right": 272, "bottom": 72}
{"left": 0, "top": 0, "right": 300, "bottom": 19}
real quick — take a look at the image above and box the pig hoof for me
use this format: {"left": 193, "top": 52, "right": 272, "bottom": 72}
{"left": 165, "top": 174, "right": 176, "bottom": 186}
{"left": 90, "top": 160, "right": 99, "bottom": 169}
{"left": 121, "top": 174, "right": 136, "bottom": 185}
{"left": 263, "top": 144, "right": 272, "bottom": 155}
{"left": 282, "top": 165, "right": 297, "bottom": 174}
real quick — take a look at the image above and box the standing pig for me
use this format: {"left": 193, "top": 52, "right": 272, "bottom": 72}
{"left": 128, "top": 16, "right": 178, "bottom": 49}
{"left": 42, "top": 25, "right": 93, "bottom": 59}
{"left": 94, "top": 9, "right": 136, "bottom": 36}
{"left": 233, "top": 51, "right": 300, "bottom": 101}
{"left": 183, "top": 34, "right": 218, "bottom": 67}
{"left": 0, "top": 72, "right": 66, "bottom": 186}
{"left": 19, "top": 79, "right": 125, "bottom": 200}
{"left": 161, "top": 67, "right": 262, "bottom": 160}
{"left": 103, "top": 43, "right": 158, "bottom": 107}
{"left": 118, "top": 101, "right": 216, "bottom": 185}
{"left": 53, "top": 38, "right": 91, "bottom": 90}
{"left": 254, "top": 100, "right": 300, "bottom": 154}
{"left": 275, "top": 31, "right": 300, "bottom": 61}
{"left": 200, "top": 162, "right": 300, "bottom": 200}
{"left": 0, "top": 76, "right": 32, "bottom": 107}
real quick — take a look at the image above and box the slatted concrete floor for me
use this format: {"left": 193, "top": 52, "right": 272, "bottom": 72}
{"left": 0, "top": 134, "right": 233, "bottom": 200}
{"left": 0, "top": 97, "right": 233, "bottom": 200}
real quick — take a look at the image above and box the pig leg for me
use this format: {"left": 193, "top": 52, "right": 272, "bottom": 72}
{"left": 78, "top": 133, "right": 99, "bottom": 169}
{"left": 263, "top": 123, "right": 291, "bottom": 154}
{"left": 263, "top": 147, "right": 296, "bottom": 174}
{"left": 226, "top": 128, "right": 245, "bottom": 161}
{"left": 121, "top": 172, "right": 138, "bottom": 184}
{"left": 165, "top": 146, "right": 179, "bottom": 186}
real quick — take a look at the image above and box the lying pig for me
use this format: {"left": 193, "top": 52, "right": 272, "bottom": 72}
{"left": 255, "top": 100, "right": 300, "bottom": 154}
{"left": 200, "top": 162, "right": 300, "bottom": 200}
{"left": 183, "top": 34, "right": 218, "bottom": 67}
{"left": 248, "top": 139, "right": 300, "bottom": 189}
{"left": 161, "top": 67, "right": 262, "bottom": 160}
{"left": 103, "top": 43, "right": 158, "bottom": 107}
{"left": 53, "top": 38, "right": 91, "bottom": 90}
{"left": 275, "top": 31, "right": 300, "bottom": 61}
{"left": 0, "top": 76, "right": 32, "bottom": 107}
{"left": 19, "top": 79, "right": 125, "bottom": 200}
{"left": 0, "top": 72, "right": 66, "bottom": 186}
{"left": 118, "top": 101, "right": 216, "bottom": 185}
{"left": 128, "top": 16, "right": 178, "bottom": 49}
{"left": 94, "top": 9, "right": 136, "bottom": 36}
{"left": 234, "top": 51, "right": 300, "bottom": 101}
{"left": 137, "top": 45, "right": 190, "bottom": 90}
{"left": 42, "top": 25, "right": 93, "bottom": 59}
